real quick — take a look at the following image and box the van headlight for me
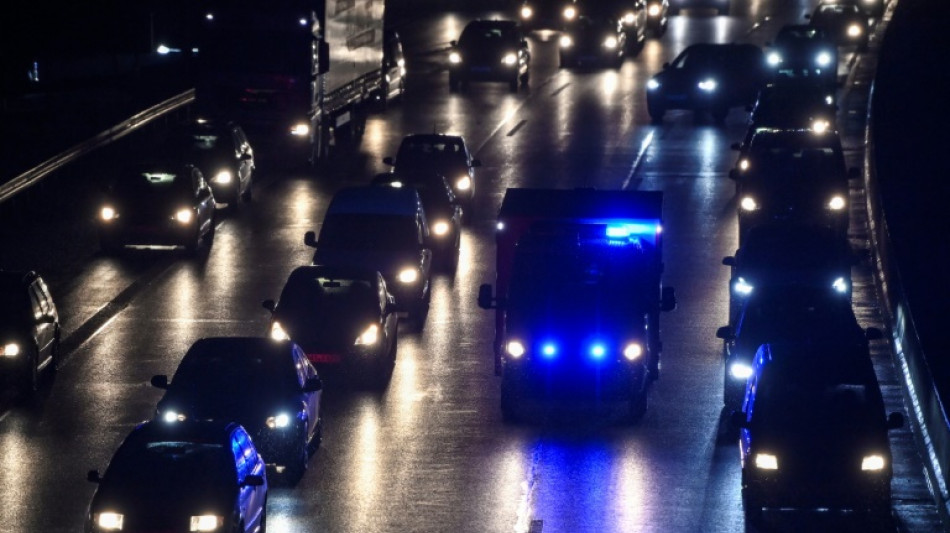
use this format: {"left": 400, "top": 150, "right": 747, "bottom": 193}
{"left": 729, "top": 362, "right": 754, "bottom": 380}
{"left": 397, "top": 268, "right": 418, "bottom": 283}
{"left": 622, "top": 342, "right": 643, "bottom": 361}
{"left": 815, "top": 51, "right": 833, "bottom": 67}
{"left": 455, "top": 176, "right": 472, "bottom": 190}
{"left": 174, "top": 208, "right": 194, "bottom": 224}
{"left": 270, "top": 321, "right": 290, "bottom": 341}
{"left": 698, "top": 79, "right": 717, "bottom": 92}
{"left": 811, "top": 119, "right": 830, "bottom": 134}
{"left": 767, "top": 52, "right": 782, "bottom": 66}
{"left": 646, "top": 79, "right": 660, "bottom": 90}
{"left": 190, "top": 515, "right": 225, "bottom": 531}
{"left": 563, "top": 6, "right": 576, "bottom": 19}
{"left": 603, "top": 36, "right": 619, "bottom": 49}
{"left": 733, "top": 277, "right": 754, "bottom": 295}
{"left": 266, "top": 413, "right": 292, "bottom": 429}
{"left": 290, "top": 123, "right": 310, "bottom": 136}
{"left": 449, "top": 51, "right": 462, "bottom": 64}
{"left": 212, "top": 170, "right": 232, "bottom": 184}
{"left": 162, "top": 410, "right": 186, "bottom": 423}
{"left": 506, "top": 340, "right": 526, "bottom": 358}
{"left": 521, "top": 6, "right": 533, "bottom": 19}
{"left": 648, "top": 3, "right": 661, "bottom": 16}
{"left": 847, "top": 24, "right": 862, "bottom": 37}
{"left": 560, "top": 35, "right": 573, "bottom": 48}
{"left": 833, "top": 277, "right": 849, "bottom": 293}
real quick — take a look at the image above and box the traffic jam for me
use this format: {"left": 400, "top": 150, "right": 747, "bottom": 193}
{"left": 0, "top": 0, "right": 938, "bottom": 531}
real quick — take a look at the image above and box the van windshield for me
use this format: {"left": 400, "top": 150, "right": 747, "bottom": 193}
{"left": 319, "top": 214, "right": 419, "bottom": 250}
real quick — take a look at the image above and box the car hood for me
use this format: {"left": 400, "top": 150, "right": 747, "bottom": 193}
{"left": 156, "top": 388, "right": 296, "bottom": 433}
{"left": 275, "top": 309, "right": 377, "bottom": 353}
{"left": 91, "top": 478, "right": 235, "bottom": 528}
{"left": 312, "top": 249, "right": 423, "bottom": 277}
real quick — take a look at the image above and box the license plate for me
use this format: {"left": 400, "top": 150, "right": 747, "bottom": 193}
{"left": 307, "top": 353, "right": 341, "bottom": 363}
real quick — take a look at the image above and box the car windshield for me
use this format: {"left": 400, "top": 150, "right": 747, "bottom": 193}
{"left": 106, "top": 440, "right": 235, "bottom": 488}
{"left": 747, "top": 145, "right": 843, "bottom": 179}
{"left": 459, "top": 24, "right": 517, "bottom": 47}
{"left": 171, "top": 351, "right": 299, "bottom": 395}
{"left": 396, "top": 138, "right": 466, "bottom": 168}
{"left": 741, "top": 232, "right": 843, "bottom": 269}
{"left": 752, "top": 381, "right": 880, "bottom": 431}
{"left": 277, "top": 275, "right": 379, "bottom": 322}
{"left": 673, "top": 46, "right": 760, "bottom": 72}
{"left": 112, "top": 171, "right": 193, "bottom": 201}
{"left": 739, "top": 294, "right": 858, "bottom": 340}
{"left": 318, "top": 214, "right": 419, "bottom": 250}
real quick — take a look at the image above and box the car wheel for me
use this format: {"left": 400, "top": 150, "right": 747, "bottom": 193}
{"left": 283, "top": 440, "right": 308, "bottom": 485}
{"left": 742, "top": 488, "right": 764, "bottom": 524}
{"left": 520, "top": 71, "right": 530, "bottom": 86}
{"left": 509, "top": 77, "right": 519, "bottom": 92}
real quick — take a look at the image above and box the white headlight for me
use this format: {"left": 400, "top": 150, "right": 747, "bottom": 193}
{"left": 848, "top": 24, "right": 862, "bottom": 37}
{"left": 2, "top": 343, "right": 21, "bottom": 357}
{"left": 648, "top": 3, "right": 661, "bottom": 16}
{"left": 266, "top": 413, "right": 292, "bottom": 429}
{"left": 355, "top": 324, "right": 379, "bottom": 345}
{"left": 623, "top": 12, "right": 635, "bottom": 24}
{"left": 521, "top": 6, "right": 533, "bottom": 19}
{"left": 96, "top": 512, "right": 124, "bottom": 531}
{"left": 502, "top": 53, "right": 517, "bottom": 66}
{"left": 828, "top": 195, "right": 847, "bottom": 210}
{"left": 397, "top": 268, "right": 418, "bottom": 283}
{"left": 174, "top": 209, "right": 194, "bottom": 224}
{"left": 100, "top": 206, "right": 117, "bottom": 221}
{"left": 698, "top": 79, "right": 717, "bottom": 92}
{"left": 190, "top": 515, "right": 225, "bottom": 531}
{"left": 163, "top": 410, "right": 186, "bottom": 423}
{"left": 563, "top": 6, "right": 576, "bottom": 19}
{"left": 270, "top": 321, "right": 290, "bottom": 341}
{"left": 506, "top": 340, "right": 526, "bottom": 358}
{"left": 455, "top": 176, "right": 472, "bottom": 190}
{"left": 816, "top": 51, "right": 832, "bottom": 67}
{"left": 213, "top": 170, "right": 232, "bottom": 184}
{"left": 560, "top": 35, "right": 573, "bottom": 48}
{"left": 432, "top": 221, "right": 450, "bottom": 236}
{"left": 833, "top": 277, "right": 849, "bottom": 293}
{"left": 646, "top": 79, "right": 660, "bottom": 90}
{"left": 740, "top": 197, "right": 758, "bottom": 211}
{"left": 754, "top": 453, "right": 778, "bottom": 470}
{"left": 729, "top": 362, "right": 754, "bottom": 380}
{"left": 733, "top": 277, "right": 754, "bottom": 295}
{"left": 739, "top": 158, "right": 750, "bottom": 171}
{"left": 862, "top": 454, "right": 886, "bottom": 471}
{"left": 623, "top": 342, "right": 643, "bottom": 361}
{"left": 767, "top": 52, "right": 782, "bottom": 66}
{"left": 449, "top": 51, "right": 461, "bottom": 64}
{"left": 290, "top": 123, "right": 310, "bottom": 136}
{"left": 603, "top": 36, "right": 618, "bottom": 49}
{"left": 811, "top": 119, "right": 830, "bottom": 134}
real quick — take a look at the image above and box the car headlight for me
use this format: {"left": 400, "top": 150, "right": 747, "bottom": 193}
{"left": 100, "top": 206, "right": 118, "bottom": 221}
{"left": 455, "top": 176, "right": 472, "bottom": 191}
{"left": 729, "top": 362, "right": 754, "bottom": 380}
{"left": 698, "top": 79, "right": 717, "bottom": 92}
{"left": 815, "top": 51, "right": 833, "bottom": 67}
{"left": 506, "top": 340, "right": 526, "bottom": 358}
{"left": 449, "top": 51, "right": 461, "bottom": 64}
{"left": 766, "top": 52, "right": 782, "bottom": 66}
{"left": 162, "top": 410, "right": 186, "bottom": 423}
{"left": 95, "top": 512, "right": 124, "bottom": 531}
{"left": 738, "top": 158, "right": 750, "bottom": 171}
{"left": 174, "top": 208, "right": 194, "bottom": 224}
{"left": 740, "top": 196, "right": 758, "bottom": 211}
{"left": 559, "top": 34, "right": 573, "bottom": 48}
{"left": 811, "top": 118, "right": 831, "bottom": 134}
{"left": 355, "top": 324, "right": 379, "bottom": 345}
{"left": 603, "top": 36, "right": 619, "bottom": 49}
{"left": 622, "top": 12, "right": 636, "bottom": 24}
{"left": 432, "top": 221, "right": 451, "bottom": 236}
{"left": 646, "top": 79, "right": 660, "bottom": 90}
{"left": 212, "top": 170, "right": 232, "bottom": 184}
{"left": 649, "top": 4, "right": 662, "bottom": 16}
{"left": 270, "top": 321, "right": 290, "bottom": 341}
{"left": 862, "top": 454, "right": 886, "bottom": 471}
{"left": 833, "top": 277, "right": 849, "bottom": 293}
{"left": 733, "top": 277, "right": 754, "bottom": 295}
{"left": 848, "top": 24, "right": 862, "bottom": 37}
{"left": 2, "top": 343, "right": 20, "bottom": 357}
{"left": 502, "top": 53, "right": 517, "bottom": 66}
{"left": 754, "top": 453, "right": 778, "bottom": 470}
{"left": 290, "top": 123, "right": 310, "bottom": 136}
{"left": 266, "top": 413, "right": 292, "bottom": 429}
{"left": 563, "top": 6, "right": 576, "bottom": 20}
{"left": 190, "top": 515, "right": 225, "bottom": 532}
{"left": 521, "top": 6, "right": 533, "bottom": 19}
{"left": 828, "top": 195, "right": 847, "bottom": 211}
{"left": 397, "top": 268, "right": 418, "bottom": 283}
{"left": 622, "top": 342, "right": 643, "bottom": 361}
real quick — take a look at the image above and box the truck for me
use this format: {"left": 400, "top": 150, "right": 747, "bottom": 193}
{"left": 193, "top": 0, "right": 385, "bottom": 164}
{"left": 478, "top": 188, "right": 676, "bottom": 421}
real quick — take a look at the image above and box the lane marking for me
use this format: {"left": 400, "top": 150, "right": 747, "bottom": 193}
{"left": 550, "top": 83, "right": 570, "bottom": 96}
{"left": 514, "top": 444, "right": 544, "bottom": 533}
{"left": 473, "top": 74, "right": 562, "bottom": 156}
{"left": 506, "top": 120, "right": 528, "bottom": 137}
{"left": 621, "top": 129, "right": 656, "bottom": 190}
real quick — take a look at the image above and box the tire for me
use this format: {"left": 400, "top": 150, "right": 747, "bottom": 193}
{"left": 282, "top": 439, "right": 308, "bottom": 485}
{"left": 21, "top": 347, "right": 40, "bottom": 397}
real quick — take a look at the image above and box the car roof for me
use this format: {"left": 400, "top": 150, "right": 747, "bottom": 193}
{"left": 326, "top": 185, "right": 423, "bottom": 216}
{"left": 286, "top": 265, "right": 381, "bottom": 285}
{"left": 125, "top": 418, "right": 242, "bottom": 447}
{"left": 184, "top": 337, "right": 298, "bottom": 363}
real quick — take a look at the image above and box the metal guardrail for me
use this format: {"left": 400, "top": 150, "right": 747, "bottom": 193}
{"left": 0, "top": 88, "right": 195, "bottom": 205}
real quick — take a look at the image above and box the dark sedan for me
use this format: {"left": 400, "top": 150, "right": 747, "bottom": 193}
{"left": 264, "top": 266, "right": 399, "bottom": 382}
{"left": 85, "top": 420, "right": 267, "bottom": 533}
{"left": 559, "top": 14, "right": 627, "bottom": 68}
{"left": 150, "top": 337, "right": 323, "bottom": 483}
{"left": 0, "top": 270, "right": 59, "bottom": 395}
{"left": 743, "top": 79, "right": 837, "bottom": 145}
{"left": 766, "top": 24, "right": 838, "bottom": 88}
{"left": 383, "top": 133, "right": 481, "bottom": 214}
{"left": 448, "top": 19, "right": 530, "bottom": 92}
{"left": 807, "top": 2, "right": 870, "bottom": 50}
{"left": 168, "top": 119, "right": 254, "bottom": 209}
{"left": 97, "top": 162, "right": 216, "bottom": 254}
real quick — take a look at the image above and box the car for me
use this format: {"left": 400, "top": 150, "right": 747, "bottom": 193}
{"left": 592, "top": 0, "right": 648, "bottom": 52}
{"left": 0, "top": 270, "right": 60, "bottom": 395}
{"left": 167, "top": 118, "right": 255, "bottom": 209}
{"left": 644, "top": 0, "right": 670, "bottom": 35}
{"left": 743, "top": 79, "right": 838, "bottom": 145}
{"left": 730, "top": 129, "right": 856, "bottom": 242}
{"left": 372, "top": 172, "right": 462, "bottom": 270}
{"left": 519, "top": 0, "right": 577, "bottom": 31}
{"left": 559, "top": 13, "right": 628, "bottom": 69}
{"left": 263, "top": 266, "right": 399, "bottom": 380}
{"left": 766, "top": 25, "right": 839, "bottom": 89}
{"left": 85, "top": 420, "right": 267, "bottom": 533}
{"left": 807, "top": 2, "right": 870, "bottom": 50}
{"left": 305, "top": 186, "right": 433, "bottom": 325}
{"left": 97, "top": 161, "right": 216, "bottom": 254}
{"left": 722, "top": 223, "right": 855, "bottom": 322}
{"left": 716, "top": 285, "right": 880, "bottom": 409}
{"left": 383, "top": 133, "right": 481, "bottom": 213}
{"left": 734, "top": 342, "right": 904, "bottom": 521}
{"left": 377, "top": 28, "right": 407, "bottom": 109}
{"left": 668, "top": 0, "right": 729, "bottom": 16}
{"left": 448, "top": 19, "right": 530, "bottom": 92}
{"left": 646, "top": 43, "right": 768, "bottom": 123}
{"left": 856, "top": 0, "right": 885, "bottom": 18}
{"left": 150, "top": 337, "right": 323, "bottom": 482}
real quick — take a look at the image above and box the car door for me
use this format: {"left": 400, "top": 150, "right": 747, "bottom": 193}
{"left": 231, "top": 126, "right": 252, "bottom": 191}
{"left": 232, "top": 427, "right": 266, "bottom": 532}
{"left": 293, "top": 345, "right": 321, "bottom": 440}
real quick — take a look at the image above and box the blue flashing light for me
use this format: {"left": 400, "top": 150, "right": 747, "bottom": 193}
{"left": 604, "top": 222, "right": 661, "bottom": 239}
{"left": 541, "top": 342, "right": 558, "bottom": 359}
{"left": 589, "top": 343, "right": 607, "bottom": 360}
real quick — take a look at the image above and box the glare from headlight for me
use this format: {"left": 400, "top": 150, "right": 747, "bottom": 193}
{"left": 163, "top": 410, "right": 186, "bottom": 423}
{"left": 730, "top": 362, "right": 754, "bottom": 380}
{"left": 270, "top": 321, "right": 290, "bottom": 341}
{"left": 506, "top": 340, "right": 526, "bottom": 358}
{"left": 816, "top": 51, "right": 832, "bottom": 67}
{"left": 740, "top": 197, "right": 758, "bottom": 211}
{"left": 623, "top": 12, "right": 635, "bottom": 24}
{"left": 603, "top": 36, "right": 618, "bottom": 49}
{"left": 698, "top": 79, "right": 717, "bottom": 92}
{"left": 190, "top": 515, "right": 225, "bottom": 531}
{"left": 397, "top": 268, "right": 418, "bottom": 283}
{"left": 355, "top": 324, "right": 379, "bottom": 345}
{"left": 1, "top": 343, "right": 19, "bottom": 357}
{"left": 213, "top": 170, "right": 233, "bottom": 184}
{"left": 290, "top": 123, "right": 310, "bottom": 136}
{"left": 848, "top": 24, "right": 862, "bottom": 37}
{"left": 449, "top": 51, "right": 462, "bottom": 64}
{"left": 174, "top": 209, "right": 194, "bottom": 224}
{"left": 96, "top": 512, "right": 124, "bottom": 531}
{"left": 862, "top": 454, "right": 886, "bottom": 471}
{"left": 623, "top": 342, "right": 643, "bottom": 361}
{"left": 389, "top": 181, "right": 403, "bottom": 188}
{"left": 521, "top": 6, "right": 533, "bottom": 19}
{"left": 825, "top": 95, "right": 834, "bottom": 105}
{"left": 755, "top": 453, "right": 778, "bottom": 470}
{"left": 496, "top": 222, "right": 505, "bottom": 231}
{"left": 266, "top": 413, "right": 292, "bottom": 429}
{"left": 833, "top": 277, "right": 849, "bottom": 293}
{"left": 734, "top": 277, "right": 754, "bottom": 295}
{"left": 560, "top": 35, "right": 573, "bottom": 48}
{"left": 649, "top": 3, "right": 661, "bottom": 16}
{"left": 100, "top": 206, "right": 117, "bottom": 221}
{"left": 739, "top": 158, "right": 750, "bottom": 171}
{"left": 502, "top": 53, "right": 518, "bottom": 66}
{"left": 828, "top": 195, "right": 847, "bottom": 211}
{"left": 812, "top": 119, "right": 831, "bottom": 134}
{"left": 767, "top": 52, "right": 782, "bottom": 66}
{"left": 455, "top": 176, "right": 472, "bottom": 190}
{"left": 646, "top": 79, "right": 660, "bottom": 90}
{"left": 432, "top": 221, "right": 450, "bottom": 236}
{"left": 563, "top": 6, "right": 576, "bottom": 19}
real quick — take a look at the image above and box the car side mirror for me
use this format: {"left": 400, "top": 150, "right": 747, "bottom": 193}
{"left": 660, "top": 286, "right": 676, "bottom": 312}
{"left": 886, "top": 412, "right": 904, "bottom": 430}
{"left": 716, "top": 326, "right": 735, "bottom": 341}
{"left": 304, "top": 231, "right": 318, "bottom": 248}
{"left": 262, "top": 299, "right": 276, "bottom": 312}
{"left": 847, "top": 167, "right": 861, "bottom": 180}
{"left": 242, "top": 474, "right": 265, "bottom": 487}
{"left": 302, "top": 376, "right": 323, "bottom": 393}
{"left": 865, "top": 327, "right": 883, "bottom": 341}
{"left": 729, "top": 410, "right": 749, "bottom": 429}
{"left": 722, "top": 256, "right": 736, "bottom": 267}
{"left": 383, "top": 156, "right": 395, "bottom": 166}
{"left": 471, "top": 158, "right": 482, "bottom": 168}
{"left": 150, "top": 375, "right": 169, "bottom": 389}
{"left": 87, "top": 470, "right": 102, "bottom": 483}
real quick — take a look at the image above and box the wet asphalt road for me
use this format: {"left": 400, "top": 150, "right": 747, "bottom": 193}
{"left": 0, "top": 1, "right": 945, "bottom": 532}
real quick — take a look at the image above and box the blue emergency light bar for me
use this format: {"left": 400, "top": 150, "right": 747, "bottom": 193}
{"left": 605, "top": 222, "right": 662, "bottom": 238}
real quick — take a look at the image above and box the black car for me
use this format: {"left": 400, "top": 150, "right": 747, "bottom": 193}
{"left": 448, "top": 19, "right": 530, "bottom": 92}
{"left": 716, "top": 286, "right": 880, "bottom": 409}
{"left": 807, "top": 2, "right": 870, "bottom": 50}
{"left": 264, "top": 266, "right": 399, "bottom": 379}
{"left": 372, "top": 172, "right": 462, "bottom": 270}
{"left": 97, "top": 162, "right": 216, "bottom": 254}
{"left": 559, "top": 13, "right": 628, "bottom": 68}
{"left": 383, "top": 133, "right": 481, "bottom": 211}
{"left": 735, "top": 342, "right": 904, "bottom": 522}
{"left": 150, "top": 337, "right": 322, "bottom": 482}
{"left": 766, "top": 24, "right": 838, "bottom": 88}
{"left": 731, "top": 129, "right": 856, "bottom": 242}
{"left": 644, "top": 0, "right": 670, "bottom": 35}
{"left": 668, "top": 0, "right": 729, "bottom": 15}
{"left": 378, "top": 28, "right": 407, "bottom": 109}
{"left": 0, "top": 270, "right": 59, "bottom": 395}
{"left": 519, "top": 0, "right": 576, "bottom": 31}
{"left": 580, "top": 0, "right": 648, "bottom": 52}
{"left": 168, "top": 119, "right": 254, "bottom": 209}
{"left": 743, "top": 79, "right": 837, "bottom": 145}
{"left": 723, "top": 223, "right": 855, "bottom": 322}
{"left": 85, "top": 420, "right": 267, "bottom": 533}
{"left": 646, "top": 43, "right": 768, "bottom": 123}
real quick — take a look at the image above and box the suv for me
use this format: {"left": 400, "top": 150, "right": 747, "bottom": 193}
{"left": 0, "top": 270, "right": 60, "bottom": 395}
{"left": 305, "top": 186, "right": 433, "bottom": 324}
{"left": 449, "top": 20, "right": 531, "bottom": 92}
